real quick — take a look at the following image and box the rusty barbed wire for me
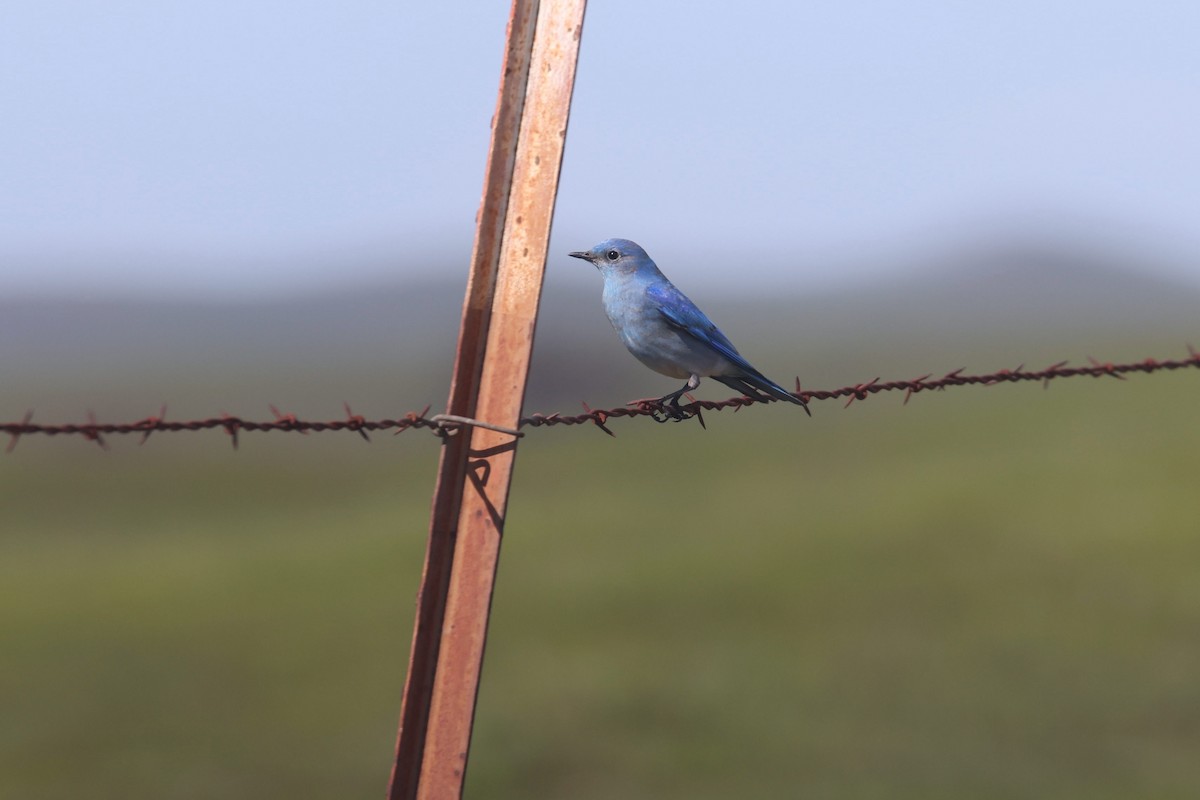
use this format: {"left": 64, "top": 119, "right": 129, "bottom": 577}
{"left": 4, "top": 349, "right": 1199, "bottom": 451}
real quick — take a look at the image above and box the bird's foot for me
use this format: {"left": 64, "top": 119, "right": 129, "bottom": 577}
{"left": 651, "top": 406, "right": 691, "bottom": 423}
{"left": 627, "top": 395, "right": 696, "bottom": 424}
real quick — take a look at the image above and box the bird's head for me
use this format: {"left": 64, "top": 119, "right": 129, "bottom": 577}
{"left": 568, "top": 238, "right": 652, "bottom": 275}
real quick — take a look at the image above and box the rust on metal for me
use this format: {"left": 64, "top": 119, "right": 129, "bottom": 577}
{"left": 388, "top": 1, "right": 587, "bottom": 798}
{"left": 6, "top": 350, "right": 1200, "bottom": 446}
{"left": 387, "top": 2, "right": 538, "bottom": 793}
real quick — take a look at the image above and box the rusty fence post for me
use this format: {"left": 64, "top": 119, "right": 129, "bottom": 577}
{"left": 388, "top": 1, "right": 587, "bottom": 798}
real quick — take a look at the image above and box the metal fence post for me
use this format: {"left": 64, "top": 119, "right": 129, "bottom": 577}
{"left": 388, "top": 1, "right": 587, "bottom": 798}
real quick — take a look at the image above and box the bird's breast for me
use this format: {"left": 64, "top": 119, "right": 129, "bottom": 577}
{"left": 601, "top": 279, "right": 726, "bottom": 379}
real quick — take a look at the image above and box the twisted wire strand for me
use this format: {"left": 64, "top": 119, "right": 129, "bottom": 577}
{"left": 5, "top": 350, "right": 1198, "bottom": 450}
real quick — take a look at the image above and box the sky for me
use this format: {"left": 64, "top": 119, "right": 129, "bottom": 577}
{"left": 3, "top": 1, "right": 1199, "bottom": 298}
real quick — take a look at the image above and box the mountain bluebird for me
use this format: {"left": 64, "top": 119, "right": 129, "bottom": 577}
{"left": 569, "top": 238, "right": 810, "bottom": 418}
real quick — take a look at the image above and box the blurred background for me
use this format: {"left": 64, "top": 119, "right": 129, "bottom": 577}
{"left": 3, "top": 2, "right": 1199, "bottom": 798}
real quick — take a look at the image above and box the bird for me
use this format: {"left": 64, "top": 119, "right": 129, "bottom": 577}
{"left": 569, "top": 238, "right": 809, "bottom": 418}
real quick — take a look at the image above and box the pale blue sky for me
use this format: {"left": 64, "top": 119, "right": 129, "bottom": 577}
{"left": 3, "top": 1, "right": 1199, "bottom": 297}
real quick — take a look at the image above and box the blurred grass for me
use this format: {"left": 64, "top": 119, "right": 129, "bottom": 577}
{"left": 2, "top": 368, "right": 1199, "bottom": 798}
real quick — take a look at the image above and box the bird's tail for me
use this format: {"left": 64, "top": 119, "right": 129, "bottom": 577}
{"left": 714, "top": 374, "right": 811, "bottom": 417}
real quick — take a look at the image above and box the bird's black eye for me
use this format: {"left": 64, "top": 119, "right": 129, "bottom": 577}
{"left": 606, "top": 249, "right": 620, "bottom": 261}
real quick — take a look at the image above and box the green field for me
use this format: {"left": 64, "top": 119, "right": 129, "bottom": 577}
{"left": 3, "top": 368, "right": 1199, "bottom": 798}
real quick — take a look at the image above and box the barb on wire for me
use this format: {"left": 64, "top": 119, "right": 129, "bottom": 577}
{"left": 4, "top": 348, "right": 1199, "bottom": 449}
{"left": 344, "top": 402, "right": 370, "bottom": 442}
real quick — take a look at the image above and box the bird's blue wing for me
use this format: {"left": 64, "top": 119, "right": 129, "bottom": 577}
{"left": 647, "top": 279, "right": 807, "bottom": 410}
{"left": 646, "top": 281, "right": 753, "bottom": 370}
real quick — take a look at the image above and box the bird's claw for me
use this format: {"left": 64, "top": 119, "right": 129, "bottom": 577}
{"left": 648, "top": 407, "right": 680, "bottom": 423}
{"left": 628, "top": 395, "right": 698, "bottom": 424}
{"left": 650, "top": 401, "right": 695, "bottom": 423}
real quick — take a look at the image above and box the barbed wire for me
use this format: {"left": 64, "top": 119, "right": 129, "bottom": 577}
{"left": 4, "top": 349, "right": 1198, "bottom": 451}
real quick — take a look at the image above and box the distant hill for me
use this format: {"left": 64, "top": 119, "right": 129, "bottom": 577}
{"left": 3, "top": 240, "right": 1197, "bottom": 417}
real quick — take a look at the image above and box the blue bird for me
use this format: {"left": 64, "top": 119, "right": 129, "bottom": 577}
{"left": 569, "top": 238, "right": 810, "bottom": 418}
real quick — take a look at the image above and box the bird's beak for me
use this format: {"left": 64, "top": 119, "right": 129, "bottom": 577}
{"left": 568, "top": 251, "right": 591, "bottom": 261}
